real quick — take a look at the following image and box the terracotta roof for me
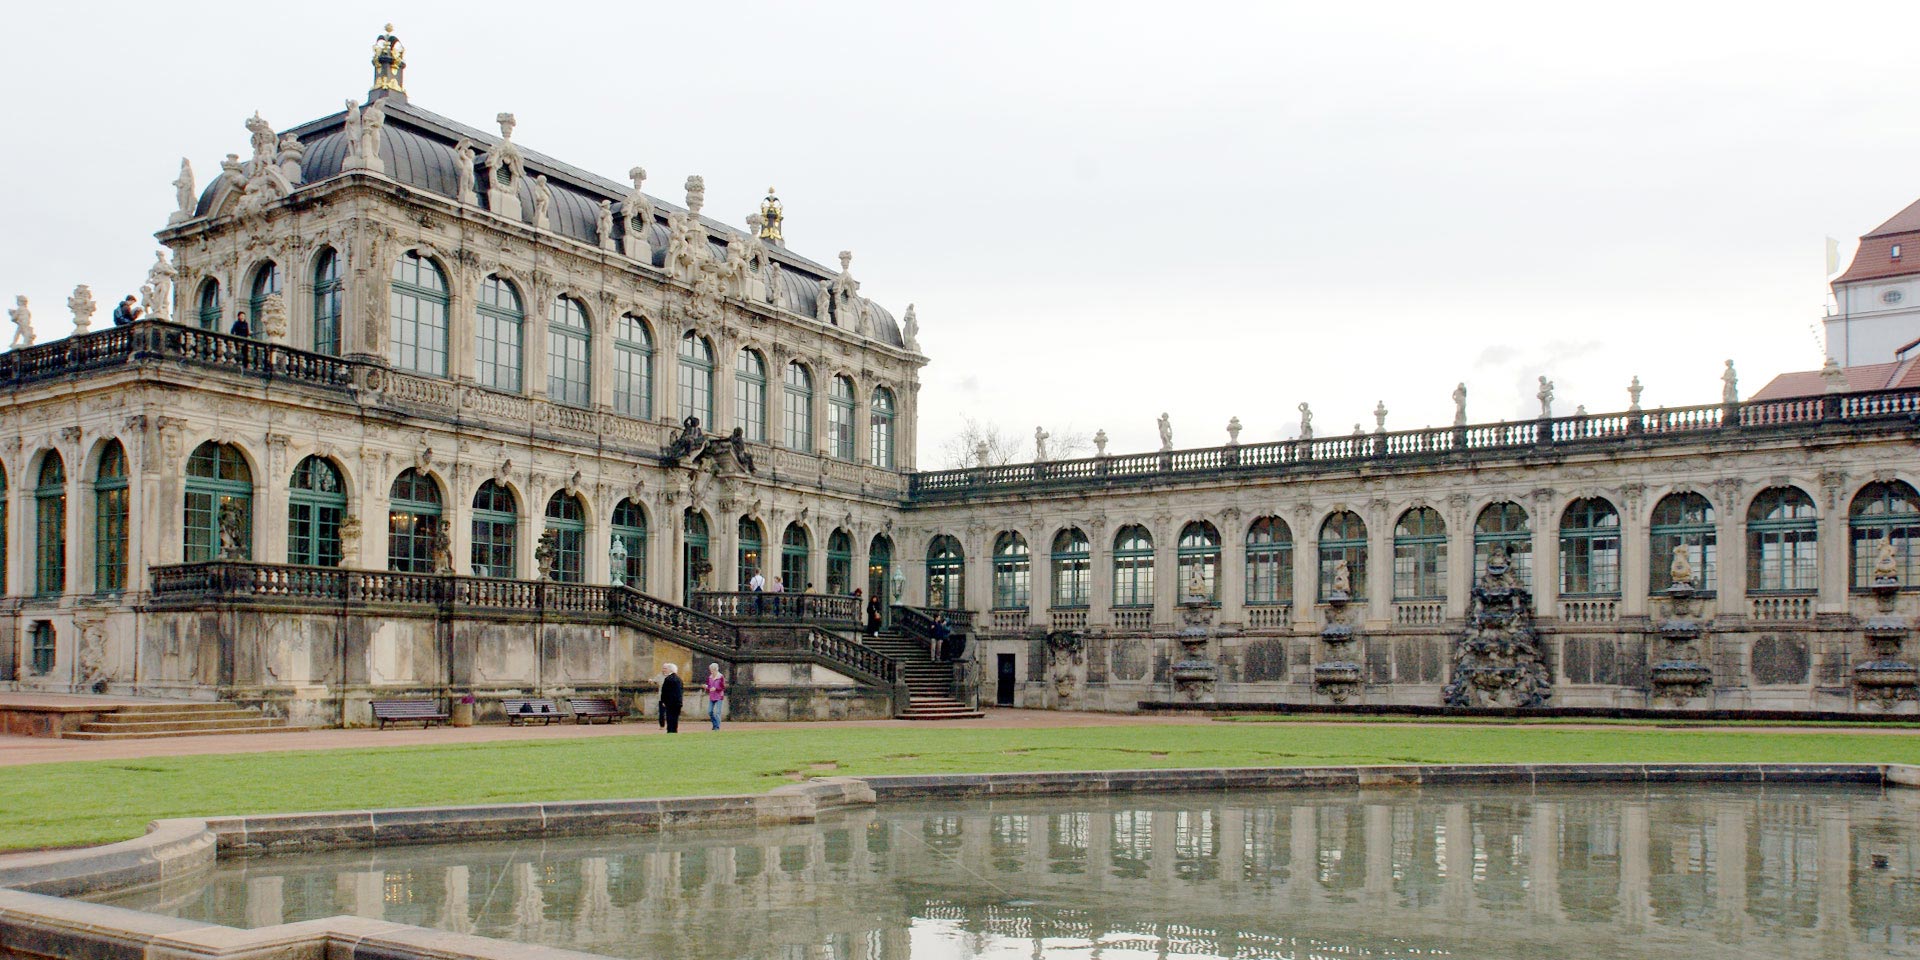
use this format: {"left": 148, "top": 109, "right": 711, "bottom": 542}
{"left": 1751, "top": 358, "right": 1920, "bottom": 400}
{"left": 1867, "top": 198, "right": 1920, "bottom": 237}
{"left": 1833, "top": 197, "right": 1920, "bottom": 285}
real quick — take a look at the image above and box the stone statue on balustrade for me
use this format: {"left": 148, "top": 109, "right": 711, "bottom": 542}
{"left": 217, "top": 499, "right": 248, "bottom": 559}
{"left": 1453, "top": 383, "right": 1467, "bottom": 426}
{"left": 1297, "top": 402, "right": 1313, "bottom": 440}
{"left": 67, "top": 285, "right": 97, "bottom": 335}
{"left": 1093, "top": 429, "right": 1108, "bottom": 457}
{"left": 145, "top": 250, "right": 176, "bottom": 321}
{"left": 596, "top": 200, "right": 615, "bottom": 251}
{"left": 170, "top": 158, "right": 196, "bottom": 225}
{"left": 1537, "top": 376, "right": 1554, "bottom": 418}
{"left": 1157, "top": 413, "right": 1172, "bottom": 452}
{"left": 430, "top": 525, "right": 453, "bottom": 574}
{"left": 8, "top": 297, "right": 33, "bottom": 348}
{"left": 1721, "top": 360, "right": 1739, "bottom": 404}
{"left": 531, "top": 174, "right": 552, "bottom": 232}
{"left": 1034, "top": 426, "right": 1050, "bottom": 462}
{"left": 453, "top": 138, "right": 478, "bottom": 205}
{"left": 535, "top": 530, "right": 558, "bottom": 580}
{"left": 1226, "top": 416, "right": 1241, "bottom": 445}
{"left": 901, "top": 304, "right": 920, "bottom": 352}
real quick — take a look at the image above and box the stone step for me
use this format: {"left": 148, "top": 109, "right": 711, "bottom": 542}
{"left": 75, "top": 717, "right": 290, "bottom": 735}
{"left": 84, "top": 708, "right": 263, "bottom": 723}
{"left": 899, "top": 710, "right": 985, "bottom": 720}
{"left": 64, "top": 724, "right": 308, "bottom": 741}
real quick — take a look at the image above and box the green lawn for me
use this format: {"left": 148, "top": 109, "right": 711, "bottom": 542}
{"left": 5, "top": 723, "right": 1917, "bottom": 852}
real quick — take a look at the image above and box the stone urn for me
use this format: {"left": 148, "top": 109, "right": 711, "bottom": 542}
{"left": 1171, "top": 576, "right": 1218, "bottom": 701}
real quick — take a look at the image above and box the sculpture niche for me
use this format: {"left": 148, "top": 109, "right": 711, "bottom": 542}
{"left": 1441, "top": 545, "right": 1552, "bottom": 708}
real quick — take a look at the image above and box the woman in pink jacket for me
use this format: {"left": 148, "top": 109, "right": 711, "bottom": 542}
{"left": 705, "top": 662, "right": 727, "bottom": 730}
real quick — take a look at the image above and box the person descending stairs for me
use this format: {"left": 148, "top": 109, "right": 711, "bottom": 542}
{"left": 864, "top": 629, "right": 983, "bottom": 720}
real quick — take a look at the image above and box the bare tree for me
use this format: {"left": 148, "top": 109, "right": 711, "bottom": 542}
{"left": 940, "top": 418, "right": 1092, "bottom": 468}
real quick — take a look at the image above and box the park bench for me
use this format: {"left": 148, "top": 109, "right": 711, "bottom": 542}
{"left": 569, "top": 697, "right": 625, "bottom": 724}
{"left": 503, "top": 697, "right": 563, "bottom": 725}
{"left": 371, "top": 699, "right": 448, "bottom": 729}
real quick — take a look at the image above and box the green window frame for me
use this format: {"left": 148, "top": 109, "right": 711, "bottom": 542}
{"left": 245, "top": 261, "right": 279, "bottom": 336}
{"left": 737, "top": 517, "right": 764, "bottom": 588}
{"left": 1392, "top": 507, "right": 1447, "bottom": 600}
{"left": 29, "top": 621, "right": 53, "bottom": 676}
{"left": 196, "top": 280, "right": 221, "bottom": 331}
{"left": 474, "top": 275, "right": 524, "bottom": 393}
{"left": 827, "top": 529, "right": 853, "bottom": 595}
{"left": 389, "top": 251, "right": 449, "bottom": 377}
{"left": 735, "top": 349, "right": 767, "bottom": 442}
{"left": 1747, "top": 486, "right": 1817, "bottom": 593}
{"left": 683, "top": 510, "right": 710, "bottom": 600}
{"left": 926, "top": 535, "right": 965, "bottom": 610}
{"left": 1650, "top": 492, "right": 1716, "bottom": 592}
{"left": 1112, "top": 525, "right": 1155, "bottom": 608}
{"left": 93, "top": 443, "right": 129, "bottom": 593}
{"left": 287, "top": 456, "right": 346, "bottom": 567}
{"left": 184, "top": 443, "right": 251, "bottom": 563}
{"left": 547, "top": 296, "right": 592, "bottom": 408}
{"left": 1245, "top": 517, "right": 1293, "bottom": 605}
{"left": 1318, "top": 511, "right": 1367, "bottom": 601}
{"left": 1473, "top": 502, "right": 1533, "bottom": 587}
{"left": 870, "top": 387, "right": 895, "bottom": 469}
{"left": 1051, "top": 527, "right": 1090, "bottom": 608}
{"left": 614, "top": 315, "right": 654, "bottom": 419}
{"left": 387, "top": 469, "right": 441, "bottom": 574}
{"left": 781, "top": 523, "right": 810, "bottom": 591}
{"left": 828, "top": 375, "right": 856, "bottom": 460}
{"left": 470, "top": 481, "right": 518, "bottom": 579}
{"left": 1849, "top": 480, "right": 1920, "bottom": 590}
{"left": 543, "top": 492, "right": 586, "bottom": 583}
{"left": 34, "top": 455, "right": 65, "bottom": 596}
{"left": 611, "top": 499, "right": 647, "bottom": 590}
{"left": 992, "top": 532, "right": 1030, "bottom": 610}
{"left": 312, "top": 249, "right": 343, "bottom": 355}
{"left": 783, "top": 361, "right": 814, "bottom": 451}
{"left": 1177, "top": 521, "right": 1221, "bottom": 602}
{"left": 1558, "top": 497, "right": 1621, "bottom": 596}
{"left": 678, "top": 333, "right": 714, "bottom": 426}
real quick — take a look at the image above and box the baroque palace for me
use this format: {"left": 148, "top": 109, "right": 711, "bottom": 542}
{"left": 3, "top": 30, "right": 1918, "bottom": 724}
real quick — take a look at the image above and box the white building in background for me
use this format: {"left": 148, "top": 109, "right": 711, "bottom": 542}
{"left": 1825, "top": 198, "right": 1920, "bottom": 368}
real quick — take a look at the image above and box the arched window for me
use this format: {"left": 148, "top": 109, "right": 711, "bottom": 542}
{"left": 1051, "top": 528, "right": 1091, "bottom": 608}
{"left": 828, "top": 375, "right": 856, "bottom": 460}
{"left": 547, "top": 295, "right": 591, "bottom": 408}
{"left": 93, "top": 443, "right": 128, "bottom": 593}
{"left": 1177, "top": 521, "right": 1222, "bottom": 601}
{"left": 927, "top": 535, "right": 965, "bottom": 609}
{"left": 287, "top": 456, "right": 346, "bottom": 567}
{"left": 1747, "top": 487, "right": 1817, "bottom": 593}
{"left": 196, "top": 279, "right": 221, "bottom": 331}
{"left": 781, "top": 523, "right": 811, "bottom": 591}
{"left": 312, "top": 249, "right": 343, "bottom": 355}
{"left": 28, "top": 621, "right": 52, "bottom": 676}
{"left": 992, "top": 532, "right": 1030, "bottom": 610}
{"left": 543, "top": 492, "right": 586, "bottom": 582}
{"left": 184, "top": 443, "right": 251, "bottom": 563}
{"left": 1473, "top": 502, "right": 1532, "bottom": 587}
{"left": 1113, "top": 525, "right": 1155, "bottom": 608}
{"left": 1392, "top": 507, "right": 1447, "bottom": 600}
{"left": 1650, "top": 492, "right": 1716, "bottom": 592}
{"left": 1245, "top": 517, "right": 1293, "bottom": 606}
{"left": 737, "top": 516, "right": 764, "bottom": 588}
{"left": 735, "top": 349, "right": 767, "bottom": 442}
{"left": 828, "top": 528, "right": 853, "bottom": 595}
{"left": 1849, "top": 480, "right": 1920, "bottom": 589}
{"left": 1559, "top": 498, "right": 1621, "bottom": 596}
{"left": 784, "top": 362, "right": 815, "bottom": 451}
{"left": 474, "top": 275, "right": 524, "bottom": 392}
{"left": 34, "top": 454, "right": 65, "bottom": 596}
{"left": 868, "top": 534, "right": 893, "bottom": 601}
{"left": 870, "top": 387, "right": 896, "bottom": 469}
{"left": 614, "top": 315, "right": 654, "bottom": 419}
{"left": 390, "top": 251, "right": 449, "bottom": 377}
{"left": 684, "top": 510, "right": 710, "bottom": 599}
{"left": 1318, "top": 511, "right": 1367, "bottom": 601}
{"left": 677, "top": 332, "right": 714, "bottom": 425}
{"left": 387, "top": 469, "right": 441, "bottom": 573}
{"left": 470, "top": 481, "right": 518, "bottom": 579}
{"left": 611, "top": 499, "right": 647, "bottom": 590}
{"left": 246, "top": 261, "right": 279, "bottom": 335}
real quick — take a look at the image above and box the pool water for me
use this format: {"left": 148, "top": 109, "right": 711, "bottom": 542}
{"left": 93, "top": 784, "right": 1919, "bottom": 959}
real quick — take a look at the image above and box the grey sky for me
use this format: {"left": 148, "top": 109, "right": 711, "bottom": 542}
{"left": 4, "top": 1, "right": 1916, "bottom": 462}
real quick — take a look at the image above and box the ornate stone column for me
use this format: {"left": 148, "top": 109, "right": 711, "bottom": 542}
{"left": 1532, "top": 491, "right": 1562, "bottom": 617}
{"left": 715, "top": 509, "right": 739, "bottom": 592}
{"left": 1817, "top": 470, "right": 1850, "bottom": 613}
{"left": 1447, "top": 495, "right": 1474, "bottom": 619}
{"left": 1621, "top": 484, "right": 1650, "bottom": 618}
{"left": 1366, "top": 499, "right": 1392, "bottom": 626}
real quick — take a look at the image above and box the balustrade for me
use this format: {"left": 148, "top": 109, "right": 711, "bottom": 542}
{"left": 1393, "top": 601, "right": 1446, "bottom": 626}
{"left": 990, "top": 609, "right": 1029, "bottom": 634}
{"left": 1559, "top": 597, "right": 1620, "bottom": 623}
{"left": 1113, "top": 607, "right": 1153, "bottom": 632}
{"left": 690, "top": 591, "right": 860, "bottom": 626}
{"left": 1050, "top": 609, "right": 1088, "bottom": 631}
{"left": 1749, "top": 594, "right": 1814, "bottom": 621}
{"left": 1245, "top": 605, "right": 1290, "bottom": 630}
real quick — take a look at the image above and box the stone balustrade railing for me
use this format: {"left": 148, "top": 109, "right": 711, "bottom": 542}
{"left": 689, "top": 591, "right": 860, "bottom": 627}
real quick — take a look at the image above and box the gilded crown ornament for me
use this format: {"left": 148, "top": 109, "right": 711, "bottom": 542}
{"left": 372, "top": 24, "right": 406, "bottom": 95}
{"left": 759, "top": 187, "right": 784, "bottom": 244}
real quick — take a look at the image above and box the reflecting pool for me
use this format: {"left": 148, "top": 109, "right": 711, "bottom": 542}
{"left": 95, "top": 784, "right": 1919, "bottom": 959}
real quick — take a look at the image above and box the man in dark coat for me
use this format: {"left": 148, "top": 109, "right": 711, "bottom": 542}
{"left": 658, "top": 662, "right": 683, "bottom": 733}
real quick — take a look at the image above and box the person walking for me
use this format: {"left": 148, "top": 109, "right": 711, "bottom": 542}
{"left": 658, "top": 662, "right": 683, "bottom": 733}
{"left": 705, "top": 662, "right": 727, "bottom": 730}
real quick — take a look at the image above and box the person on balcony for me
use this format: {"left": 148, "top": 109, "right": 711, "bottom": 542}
{"left": 747, "top": 568, "right": 764, "bottom": 592}
{"left": 705, "top": 662, "right": 727, "bottom": 730}
{"left": 111, "top": 295, "right": 142, "bottom": 326}
{"left": 230, "top": 311, "right": 251, "bottom": 337}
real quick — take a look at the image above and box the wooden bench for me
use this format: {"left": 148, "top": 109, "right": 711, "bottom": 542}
{"left": 569, "top": 697, "right": 625, "bottom": 724}
{"left": 503, "top": 697, "right": 562, "bottom": 725}
{"left": 371, "top": 699, "right": 448, "bottom": 729}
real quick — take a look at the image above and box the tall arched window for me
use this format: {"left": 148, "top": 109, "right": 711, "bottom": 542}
{"left": 1473, "top": 502, "right": 1532, "bottom": 587}
{"left": 390, "top": 252, "right": 449, "bottom": 376}
{"left": 927, "top": 535, "right": 965, "bottom": 609}
{"left": 287, "top": 456, "right": 346, "bottom": 567}
{"left": 1849, "top": 480, "right": 1920, "bottom": 589}
{"left": 1318, "top": 512, "right": 1368, "bottom": 600}
{"left": 868, "top": 534, "right": 893, "bottom": 601}
{"left": 828, "top": 529, "right": 853, "bottom": 595}
{"left": 1245, "top": 517, "right": 1293, "bottom": 606}
{"left": 678, "top": 332, "right": 714, "bottom": 425}
{"left": 1113, "top": 525, "right": 1155, "bottom": 608}
{"left": 547, "top": 295, "right": 592, "bottom": 408}
{"left": 735, "top": 349, "right": 767, "bottom": 442}
{"left": 737, "top": 516, "right": 764, "bottom": 587}
{"left": 614, "top": 315, "right": 654, "bottom": 419}
{"left": 544, "top": 492, "right": 586, "bottom": 582}
{"left": 1559, "top": 498, "right": 1621, "bottom": 596}
{"left": 1392, "top": 507, "right": 1447, "bottom": 600}
{"left": 870, "top": 387, "right": 896, "bottom": 469}
{"left": 246, "top": 261, "right": 280, "bottom": 335}
{"left": 93, "top": 443, "right": 128, "bottom": 593}
{"left": 828, "top": 375, "right": 856, "bottom": 460}
{"left": 1650, "top": 492, "right": 1716, "bottom": 592}
{"left": 470, "top": 481, "right": 518, "bottom": 579}
{"left": 992, "top": 532, "right": 1031, "bottom": 610}
{"left": 684, "top": 510, "right": 710, "bottom": 599}
{"left": 196, "top": 279, "right": 221, "bottom": 331}
{"left": 1177, "top": 521, "right": 1222, "bottom": 601}
{"left": 312, "top": 249, "right": 343, "bottom": 355}
{"left": 781, "top": 523, "right": 811, "bottom": 590}
{"left": 611, "top": 499, "right": 647, "bottom": 590}
{"left": 1747, "top": 487, "right": 1817, "bottom": 593}
{"left": 474, "top": 275, "right": 524, "bottom": 393}
{"left": 387, "top": 469, "right": 441, "bottom": 573}
{"left": 1051, "top": 528, "right": 1091, "bottom": 608}
{"left": 34, "top": 454, "right": 65, "bottom": 595}
{"left": 784, "top": 361, "right": 814, "bottom": 451}
{"left": 184, "top": 443, "right": 251, "bottom": 563}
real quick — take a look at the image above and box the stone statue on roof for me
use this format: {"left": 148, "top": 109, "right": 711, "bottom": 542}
{"left": 902, "top": 304, "right": 920, "bottom": 352}
{"left": 1628, "top": 375, "right": 1644, "bottom": 412}
{"left": 622, "top": 167, "right": 654, "bottom": 261}
{"left": 453, "top": 138, "right": 477, "bottom": 205}
{"left": 596, "top": 200, "right": 615, "bottom": 251}
{"left": 355, "top": 100, "right": 386, "bottom": 175}
{"left": 1158, "top": 413, "right": 1172, "bottom": 451}
{"left": 667, "top": 176, "right": 709, "bottom": 281}
{"left": 9, "top": 296, "right": 33, "bottom": 348}
{"left": 485, "top": 113, "right": 525, "bottom": 219}
{"left": 1537, "top": 376, "right": 1554, "bottom": 418}
{"left": 145, "top": 250, "right": 175, "bottom": 321}
{"left": 531, "top": 174, "right": 552, "bottom": 232}
{"left": 170, "top": 158, "right": 196, "bottom": 224}
{"left": 1297, "top": 402, "right": 1313, "bottom": 441}
{"left": 276, "top": 134, "right": 305, "bottom": 186}
{"left": 1034, "top": 426, "right": 1050, "bottom": 462}
{"left": 67, "top": 285, "right": 96, "bottom": 335}
{"left": 1721, "top": 359, "right": 1738, "bottom": 404}
{"left": 1453, "top": 383, "right": 1467, "bottom": 426}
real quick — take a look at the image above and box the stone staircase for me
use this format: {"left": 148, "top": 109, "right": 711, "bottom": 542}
{"left": 864, "top": 631, "right": 983, "bottom": 720}
{"left": 63, "top": 702, "right": 303, "bottom": 740}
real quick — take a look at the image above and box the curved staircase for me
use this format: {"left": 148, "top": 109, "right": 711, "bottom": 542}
{"left": 864, "top": 631, "right": 983, "bottom": 720}
{"left": 63, "top": 702, "right": 302, "bottom": 740}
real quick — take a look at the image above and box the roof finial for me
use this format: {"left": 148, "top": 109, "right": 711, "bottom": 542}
{"left": 759, "top": 187, "right": 784, "bottom": 244}
{"left": 371, "top": 24, "right": 406, "bottom": 99}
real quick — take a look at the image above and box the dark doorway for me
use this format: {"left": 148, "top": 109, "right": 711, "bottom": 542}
{"left": 996, "top": 654, "right": 1017, "bottom": 707}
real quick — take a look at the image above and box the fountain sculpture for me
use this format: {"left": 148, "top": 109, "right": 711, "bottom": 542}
{"left": 1441, "top": 546, "right": 1551, "bottom": 708}
{"left": 1171, "top": 573, "right": 1218, "bottom": 701}
{"left": 1312, "top": 560, "right": 1362, "bottom": 702}
{"left": 1650, "top": 546, "right": 1713, "bottom": 705}
{"left": 1856, "top": 540, "right": 1919, "bottom": 708}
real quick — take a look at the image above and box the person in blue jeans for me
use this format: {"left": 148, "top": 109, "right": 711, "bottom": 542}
{"left": 705, "top": 662, "right": 727, "bottom": 729}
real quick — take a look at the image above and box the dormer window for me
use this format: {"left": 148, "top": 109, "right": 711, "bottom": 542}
{"left": 1893, "top": 243, "right": 1903, "bottom": 260}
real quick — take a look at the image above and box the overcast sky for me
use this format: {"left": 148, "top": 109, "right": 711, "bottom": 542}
{"left": 4, "top": 1, "right": 1917, "bottom": 464}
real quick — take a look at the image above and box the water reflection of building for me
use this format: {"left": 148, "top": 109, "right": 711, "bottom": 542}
{"left": 106, "top": 788, "right": 1918, "bottom": 959}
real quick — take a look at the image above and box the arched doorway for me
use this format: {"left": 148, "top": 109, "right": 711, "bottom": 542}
{"left": 868, "top": 533, "right": 894, "bottom": 627}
